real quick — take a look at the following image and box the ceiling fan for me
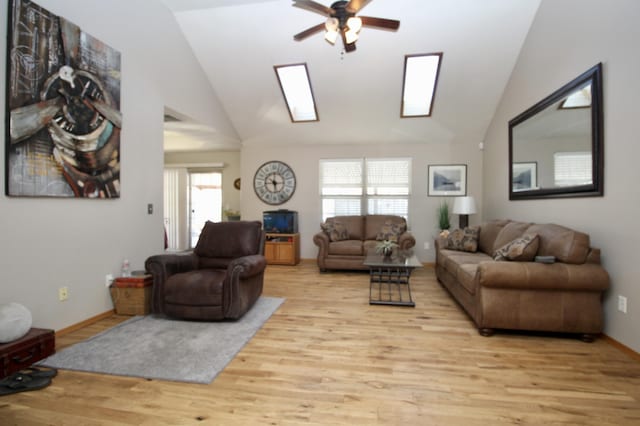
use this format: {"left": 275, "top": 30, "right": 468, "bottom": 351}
{"left": 292, "top": 0, "right": 400, "bottom": 52}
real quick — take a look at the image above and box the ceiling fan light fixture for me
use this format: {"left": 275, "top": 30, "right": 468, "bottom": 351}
{"left": 325, "top": 29, "right": 339, "bottom": 44}
{"left": 345, "top": 28, "right": 359, "bottom": 44}
{"left": 346, "top": 16, "right": 362, "bottom": 33}
{"left": 325, "top": 17, "right": 339, "bottom": 31}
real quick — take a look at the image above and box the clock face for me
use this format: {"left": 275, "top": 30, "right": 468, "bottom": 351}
{"left": 253, "top": 161, "right": 296, "bottom": 205}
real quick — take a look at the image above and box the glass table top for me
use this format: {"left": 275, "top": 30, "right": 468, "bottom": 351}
{"left": 363, "top": 249, "right": 422, "bottom": 268}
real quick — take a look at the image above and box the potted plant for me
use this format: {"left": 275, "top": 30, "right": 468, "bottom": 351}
{"left": 437, "top": 201, "right": 451, "bottom": 236}
{"left": 375, "top": 240, "right": 398, "bottom": 257}
{"left": 224, "top": 209, "right": 241, "bottom": 221}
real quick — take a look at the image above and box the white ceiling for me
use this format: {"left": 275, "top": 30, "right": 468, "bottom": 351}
{"left": 161, "top": 0, "right": 541, "bottom": 152}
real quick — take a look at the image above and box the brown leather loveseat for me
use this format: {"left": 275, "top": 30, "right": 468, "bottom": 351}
{"left": 313, "top": 215, "right": 416, "bottom": 271}
{"left": 435, "top": 219, "right": 609, "bottom": 341}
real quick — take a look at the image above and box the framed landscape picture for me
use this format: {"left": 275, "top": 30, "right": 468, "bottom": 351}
{"left": 428, "top": 164, "right": 467, "bottom": 196}
{"left": 512, "top": 162, "right": 538, "bottom": 192}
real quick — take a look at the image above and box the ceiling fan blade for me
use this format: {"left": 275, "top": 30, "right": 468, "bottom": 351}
{"left": 345, "top": 0, "right": 373, "bottom": 14}
{"left": 294, "top": 23, "right": 326, "bottom": 41}
{"left": 292, "top": 0, "right": 335, "bottom": 16}
{"left": 360, "top": 16, "right": 400, "bottom": 30}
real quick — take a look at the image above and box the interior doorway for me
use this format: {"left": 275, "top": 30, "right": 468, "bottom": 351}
{"left": 189, "top": 170, "right": 222, "bottom": 248}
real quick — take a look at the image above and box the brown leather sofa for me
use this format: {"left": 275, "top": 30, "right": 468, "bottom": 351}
{"left": 145, "top": 221, "right": 266, "bottom": 320}
{"left": 435, "top": 219, "right": 609, "bottom": 341}
{"left": 313, "top": 215, "right": 416, "bottom": 271}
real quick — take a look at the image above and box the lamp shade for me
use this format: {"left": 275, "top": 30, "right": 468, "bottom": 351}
{"left": 453, "top": 196, "right": 477, "bottom": 215}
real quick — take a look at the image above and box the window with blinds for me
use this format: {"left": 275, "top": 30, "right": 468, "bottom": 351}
{"left": 554, "top": 152, "right": 592, "bottom": 187}
{"left": 319, "top": 158, "right": 411, "bottom": 222}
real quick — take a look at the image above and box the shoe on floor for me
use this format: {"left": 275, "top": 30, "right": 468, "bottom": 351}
{"left": 0, "top": 371, "right": 52, "bottom": 396}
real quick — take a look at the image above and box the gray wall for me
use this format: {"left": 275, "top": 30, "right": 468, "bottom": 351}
{"left": 240, "top": 142, "right": 484, "bottom": 263}
{"left": 0, "top": 0, "right": 235, "bottom": 331}
{"left": 483, "top": 0, "right": 640, "bottom": 351}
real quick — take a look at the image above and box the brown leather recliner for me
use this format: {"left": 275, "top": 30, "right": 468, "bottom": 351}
{"left": 145, "top": 220, "right": 266, "bottom": 320}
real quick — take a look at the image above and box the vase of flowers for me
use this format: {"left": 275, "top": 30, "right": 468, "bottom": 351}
{"left": 376, "top": 240, "right": 398, "bottom": 257}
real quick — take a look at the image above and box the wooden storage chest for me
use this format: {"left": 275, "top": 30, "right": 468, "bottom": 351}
{"left": 0, "top": 328, "right": 55, "bottom": 379}
{"left": 110, "top": 275, "right": 153, "bottom": 315}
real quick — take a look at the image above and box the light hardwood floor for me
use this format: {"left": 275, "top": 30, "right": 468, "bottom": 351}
{"left": 2, "top": 262, "right": 639, "bottom": 425}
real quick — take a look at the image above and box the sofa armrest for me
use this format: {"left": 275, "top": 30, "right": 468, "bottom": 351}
{"left": 477, "top": 261, "right": 609, "bottom": 292}
{"left": 398, "top": 232, "right": 416, "bottom": 250}
{"left": 313, "top": 231, "right": 330, "bottom": 271}
{"left": 145, "top": 252, "right": 198, "bottom": 313}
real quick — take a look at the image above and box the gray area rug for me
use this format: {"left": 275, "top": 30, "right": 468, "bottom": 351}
{"left": 39, "top": 297, "right": 284, "bottom": 384}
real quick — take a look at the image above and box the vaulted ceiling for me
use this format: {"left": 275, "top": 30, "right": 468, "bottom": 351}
{"left": 161, "top": 0, "right": 541, "bottom": 152}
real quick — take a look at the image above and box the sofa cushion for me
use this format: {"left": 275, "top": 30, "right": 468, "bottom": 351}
{"left": 438, "top": 249, "right": 492, "bottom": 295}
{"left": 445, "top": 226, "right": 479, "bottom": 252}
{"left": 321, "top": 221, "right": 349, "bottom": 242}
{"left": 376, "top": 219, "right": 407, "bottom": 242}
{"left": 525, "top": 223, "right": 590, "bottom": 264}
{"left": 478, "top": 219, "right": 510, "bottom": 254}
{"left": 326, "top": 216, "right": 364, "bottom": 240}
{"left": 328, "top": 240, "right": 363, "bottom": 256}
{"left": 491, "top": 221, "right": 532, "bottom": 254}
{"left": 366, "top": 215, "right": 406, "bottom": 240}
{"left": 457, "top": 263, "right": 479, "bottom": 295}
{"left": 493, "top": 233, "right": 540, "bottom": 261}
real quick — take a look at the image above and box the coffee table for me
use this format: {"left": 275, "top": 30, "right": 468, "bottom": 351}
{"left": 364, "top": 249, "right": 422, "bottom": 307}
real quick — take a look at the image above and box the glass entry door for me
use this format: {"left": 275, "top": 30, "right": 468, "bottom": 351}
{"left": 189, "top": 171, "right": 222, "bottom": 248}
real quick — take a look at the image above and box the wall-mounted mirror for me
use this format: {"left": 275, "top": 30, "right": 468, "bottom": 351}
{"left": 509, "top": 63, "right": 603, "bottom": 200}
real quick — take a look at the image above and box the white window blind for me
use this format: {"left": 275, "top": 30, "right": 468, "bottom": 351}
{"left": 163, "top": 169, "right": 180, "bottom": 250}
{"left": 320, "top": 158, "right": 411, "bottom": 222}
{"left": 554, "top": 152, "right": 592, "bottom": 187}
{"left": 320, "top": 159, "right": 363, "bottom": 220}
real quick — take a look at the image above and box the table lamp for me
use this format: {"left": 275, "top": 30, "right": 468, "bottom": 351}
{"left": 453, "top": 196, "right": 476, "bottom": 229}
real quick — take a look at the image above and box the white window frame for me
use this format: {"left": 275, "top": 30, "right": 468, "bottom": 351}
{"left": 554, "top": 151, "right": 592, "bottom": 187}
{"left": 319, "top": 158, "right": 411, "bottom": 222}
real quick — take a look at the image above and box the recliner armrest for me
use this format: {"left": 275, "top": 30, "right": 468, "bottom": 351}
{"left": 146, "top": 252, "right": 198, "bottom": 276}
{"left": 145, "top": 252, "right": 198, "bottom": 313}
{"left": 228, "top": 254, "right": 267, "bottom": 279}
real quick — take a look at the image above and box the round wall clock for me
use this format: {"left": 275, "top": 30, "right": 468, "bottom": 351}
{"left": 253, "top": 160, "right": 296, "bottom": 205}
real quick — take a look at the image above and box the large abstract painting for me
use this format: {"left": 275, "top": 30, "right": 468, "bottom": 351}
{"left": 6, "top": 0, "right": 122, "bottom": 198}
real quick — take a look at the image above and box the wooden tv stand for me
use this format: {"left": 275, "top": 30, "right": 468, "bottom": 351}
{"left": 265, "top": 233, "right": 300, "bottom": 265}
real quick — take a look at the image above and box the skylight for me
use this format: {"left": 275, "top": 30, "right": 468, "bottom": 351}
{"left": 401, "top": 53, "right": 443, "bottom": 117}
{"left": 560, "top": 84, "right": 592, "bottom": 109}
{"left": 274, "top": 63, "right": 318, "bottom": 122}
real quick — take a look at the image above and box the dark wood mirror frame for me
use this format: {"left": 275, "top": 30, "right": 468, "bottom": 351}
{"left": 508, "top": 63, "right": 604, "bottom": 200}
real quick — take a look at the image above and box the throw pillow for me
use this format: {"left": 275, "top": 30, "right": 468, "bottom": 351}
{"left": 0, "top": 303, "right": 32, "bottom": 343}
{"left": 493, "top": 233, "right": 540, "bottom": 261}
{"left": 446, "top": 226, "right": 480, "bottom": 252}
{"left": 376, "top": 220, "right": 407, "bottom": 242}
{"left": 321, "top": 221, "right": 349, "bottom": 242}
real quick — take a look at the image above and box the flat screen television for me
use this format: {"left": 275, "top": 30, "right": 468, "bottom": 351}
{"left": 263, "top": 210, "right": 298, "bottom": 234}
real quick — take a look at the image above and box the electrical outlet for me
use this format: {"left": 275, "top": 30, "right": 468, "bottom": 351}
{"left": 105, "top": 274, "right": 114, "bottom": 287}
{"left": 424, "top": 242, "right": 430, "bottom": 250}
{"left": 618, "top": 295, "right": 628, "bottom": 314}
{"left": 58, "top": 286, "right": 69, "bottom": 301}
